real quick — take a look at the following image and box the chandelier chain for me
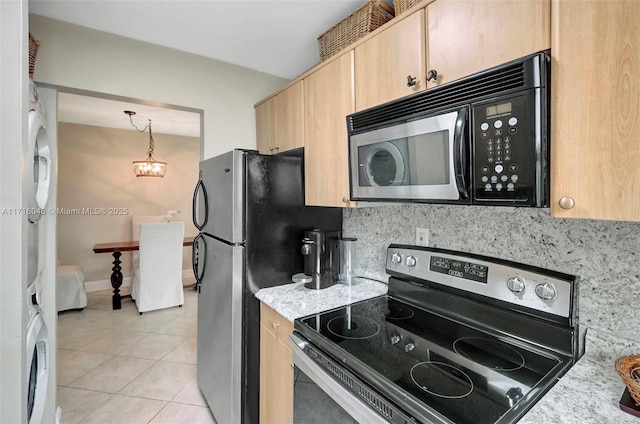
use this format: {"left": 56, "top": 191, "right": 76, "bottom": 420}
{"left": 127, "top": 114, "right": 151, "bottom": 133}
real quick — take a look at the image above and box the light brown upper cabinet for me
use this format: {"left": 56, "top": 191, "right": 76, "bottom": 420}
{"left": 304, "top": 52, "right": 356, "bottom": 207}
{"left": 355, "top": 9, "right": 426, "bottom": 111}
{"left": 255, "top": 97, "right": 276, "bottom": 155}
{"left": 425, "top": 0, "right": 550, "bottom": 87}
{"left": 550, "top": 0, "right": 640, "bottom": 222}
{"left": 255, "top": 81, "right": 304, "bottom": 155}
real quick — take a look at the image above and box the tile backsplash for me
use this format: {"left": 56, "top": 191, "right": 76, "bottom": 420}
{"left": 343, "top": 204, "right": 640, "bottom": 342}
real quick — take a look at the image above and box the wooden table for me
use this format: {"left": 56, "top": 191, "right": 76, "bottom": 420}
{"left": 93, "top": 236, "right": 195, "bottom": 310}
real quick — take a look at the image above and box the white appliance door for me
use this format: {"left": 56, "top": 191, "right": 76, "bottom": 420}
{"left": 194, "top": 150, "right": 244, "bottom": 243}
{"left": 197, "top": 234, "right": 244, "bottom": 424}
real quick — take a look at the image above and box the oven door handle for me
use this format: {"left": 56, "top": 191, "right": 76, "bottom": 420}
{"left": 453, "top": 107, "right": 469, "bottom": 200}
{"left": 290, "top": 334, "right": 390, "bottom": 424}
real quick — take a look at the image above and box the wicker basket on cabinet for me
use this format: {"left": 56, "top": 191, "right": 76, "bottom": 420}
{"left": 29, "top": 33, "right": 40, "bottom": 79}
{"left": 615, "top": 355, "right": 640, "bottom": 404}
{"left": 317, "top": 0, "right": 394, "bottom": 62}
{"left": 394, "top": 0, "right": 422, "bottom": 16}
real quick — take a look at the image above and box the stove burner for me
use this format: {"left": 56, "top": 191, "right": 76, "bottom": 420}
{"left": 453, "top": 337, "right": 525, "bottom": 372}
{"left": 327, "top": 315, "right": 381, "bottom": 340}
{"left": 386, "top": 304, "right": 415, "bottom": 320}
{"left": 410, "top": 361, "right": 474, "bottom": 399}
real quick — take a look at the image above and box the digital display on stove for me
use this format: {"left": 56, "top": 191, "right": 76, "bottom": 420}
{"left": 430, "top": 256, "right": 488, "bottom": 283}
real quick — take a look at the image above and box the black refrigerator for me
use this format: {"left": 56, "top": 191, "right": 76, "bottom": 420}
{"left": 192, "top": 149, "right": 342, "bottom": 424}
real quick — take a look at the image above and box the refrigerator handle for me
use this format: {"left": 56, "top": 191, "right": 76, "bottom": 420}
{"left": 192, "top": 233, "right": 207, "bottom": 293}
{"left": 192, "top": 172, "right": 209, "bottom": 231}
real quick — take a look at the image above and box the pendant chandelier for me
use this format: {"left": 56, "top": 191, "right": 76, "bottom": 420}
{"left": 125, "top": 110, "right": 167, "bottom": 178}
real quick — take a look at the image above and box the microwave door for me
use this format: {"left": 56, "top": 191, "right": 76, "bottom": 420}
{"left": 350, "top": 109, "right": 466, "bottom": 202}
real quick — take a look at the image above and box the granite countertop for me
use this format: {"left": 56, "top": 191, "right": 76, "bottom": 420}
{"left": 520, "top": 328, "right": 640, "bottom": 423}
{"left": 255, "top": 277, "right": 388, "bottom": 322}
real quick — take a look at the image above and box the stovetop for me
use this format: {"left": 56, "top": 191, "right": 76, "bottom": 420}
{"left": 295, "top": 294, "right": 570, "bottom": 424}
{"left": 293, "top": 245, "right": 579, "bottom": 424}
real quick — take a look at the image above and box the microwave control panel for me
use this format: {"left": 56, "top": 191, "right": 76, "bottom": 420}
{"left": 472, "top": 94, "right": 539, "bottom": 204}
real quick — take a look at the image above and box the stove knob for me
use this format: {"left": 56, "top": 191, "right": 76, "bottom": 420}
{"left": 390, "top": 333, "right": 401, "bottom": 345}
{"left": 404, "top": 340, "right": 416, "bottom": 352}
{"left": 406, "top": 256, "right": 417, "bottom": 267}
{"left": 535, "top": 283, "right": 557, "bottom": 301}
{"left": 391, "top": 252, "right": 402, "bottom": 264}
{"left": 506, "top": 276, "right": 525, "bottom": 293}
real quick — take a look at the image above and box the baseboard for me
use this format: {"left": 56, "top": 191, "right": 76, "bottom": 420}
{"left": 85, "top": 269, "right": 194, "bottom": 293}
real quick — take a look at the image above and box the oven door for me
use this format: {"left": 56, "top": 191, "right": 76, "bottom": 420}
{"left": 291, "top": 333, "right": 423, "bottom": 424}
{"left": 291, "top": 334, "right": 390, "bottom": 424}
{"left": 349, "top": 108, "right": 469, "bottom": 203}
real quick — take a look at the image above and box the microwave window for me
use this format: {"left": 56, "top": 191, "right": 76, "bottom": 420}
{"left": 407, "top": 130, "right": 450, "bottom": 185}
{"left": 358, "top": 130, "right": 450, "bottom": 187}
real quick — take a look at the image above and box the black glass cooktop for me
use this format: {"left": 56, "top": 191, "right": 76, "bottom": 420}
{"left": 294, "top": 295, "right": 569, "bottom": 424}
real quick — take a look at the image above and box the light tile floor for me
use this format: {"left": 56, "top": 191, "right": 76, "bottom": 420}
{"left": 57, "top": 284, "right": 217, "bottom": 424}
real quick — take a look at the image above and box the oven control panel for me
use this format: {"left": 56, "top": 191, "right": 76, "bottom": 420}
{"left": 386, "top": 245, "right": 576, "bottom": 318}
{"left": 430, "top": 255, "right": 488, "bottom": 284}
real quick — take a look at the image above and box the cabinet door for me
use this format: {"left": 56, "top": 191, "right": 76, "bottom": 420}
{"left": 550, "top": 0, "right": 640, "bottom": 221}
{"left": 275, "top": 81, "right": 304, "bottom": 153}
{"left": 255, "top": 97, "right": 276, "bottom": 155}
{"left": 355, "top": 9, "right": 426, "bottom": 111}
{"left": 426, "top": 0, "right": 550, "bottom": 87}
{"left": 259, "top": 324, "right": 293, "bottom": 424}
{"left": 304, "top": 52, "right": 356, "bottom": 207}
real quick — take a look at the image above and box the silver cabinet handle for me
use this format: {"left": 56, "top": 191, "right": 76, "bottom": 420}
{"left": 559, "top": 197, "right": 575, "bottom": 209}
{"left": 342, "top": 196, "right": 349, "bottom": 203}
{"left": 427, "top": 69, "right": 438, "bottom": 82}
{"left": 272, "top": 322, "right": 280, "bottom": 330}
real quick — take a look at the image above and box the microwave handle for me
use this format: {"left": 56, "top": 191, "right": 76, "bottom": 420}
{"left": 453, "top": 107, "right": 469, "bottom": 199}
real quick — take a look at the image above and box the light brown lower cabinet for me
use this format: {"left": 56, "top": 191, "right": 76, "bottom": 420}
{"left": 260, "top": 303, "right": 294, "bottom": 424}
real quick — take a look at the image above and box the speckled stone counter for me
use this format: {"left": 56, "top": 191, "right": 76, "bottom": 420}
{"left": 255, "top": 278, "right": 388, "bottom": 322}
{"left": 520, "top": 328, "right": 640, "bottom": 423}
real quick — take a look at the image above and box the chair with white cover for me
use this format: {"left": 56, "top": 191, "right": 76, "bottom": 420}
{"left": 56, "top": 265, "right": 87, "bottom": 312}
{"left": 132, "top": 222, "right": 185, "bottom": 314}
{"left": 130, "top": 215, "right": 165, "bottom": 290}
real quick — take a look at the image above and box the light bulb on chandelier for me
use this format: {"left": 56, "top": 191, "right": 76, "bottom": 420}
{"left": 125, "top": 110, "right": 167, "bottom": 178}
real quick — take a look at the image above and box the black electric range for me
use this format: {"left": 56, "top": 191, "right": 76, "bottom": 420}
{"left": 291, "top": 245, "right": 579, "bottom": 424}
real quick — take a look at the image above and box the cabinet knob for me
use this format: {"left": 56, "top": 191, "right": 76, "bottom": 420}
{"left": 406, "top": 75, "right": 417, "bottom": 87}
{"left": 427, "top": 69, "right": 438, "bottom": 82}
{"left": 272, "top": 322, "right": 280, "bottom": 330}
{"left": 342, "top": 196, "right": 349, "bottom": 204}
{"left": 274, "top": 145, "right": 279, "bottom": 151}
{"left": 558, "top": 197, "right": 575, "bottom": 210}
{"left": 269, "top": 146, "right": 274, "bottom": 152}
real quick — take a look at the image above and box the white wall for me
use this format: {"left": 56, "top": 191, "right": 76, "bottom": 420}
{"left": 29, "top": 14, "right": 288, "bottom": 159}
{"left": 57, "top": 123, "right": 200, "bottom": 282}
{"left": 1, "top": 1, "right": 28, "bottom": 423}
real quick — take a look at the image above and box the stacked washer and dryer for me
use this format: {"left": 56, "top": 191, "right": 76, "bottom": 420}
{"left": 26, "top": 80, "right": 55, "bottom": 424}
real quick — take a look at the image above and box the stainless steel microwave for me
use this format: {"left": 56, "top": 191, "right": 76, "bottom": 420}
{"left": 347, "top": 51, "right": 550, "bottom": 207}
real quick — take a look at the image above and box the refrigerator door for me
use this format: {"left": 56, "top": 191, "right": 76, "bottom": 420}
{"left": 197, "top": 234, "right": 244, "bottom": 424}
{"left": 196, "top": 150, "right": 246, "bottom": 243}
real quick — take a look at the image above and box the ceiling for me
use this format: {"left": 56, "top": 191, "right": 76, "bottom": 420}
{"left": 29, "top": 0, "right": 367, "bottom": 80}
{"left": 57, "top": 93, "right": 202, "bottom": 138}
{"left": 30, "top": 0, "right": 371, "bottom": 136}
